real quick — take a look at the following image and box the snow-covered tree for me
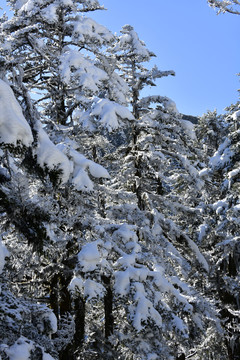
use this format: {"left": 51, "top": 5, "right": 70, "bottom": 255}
{"left": 196, "top": 105, "right": 240, "bottom": 360}
{"left": 107, "top": 24, "right": 207, "bottom": 240}
{"left": 197, "top": 5, "right": 240, "bottom": 358}
{"left": 0, "top": 1, "right": 231, "bottom": 359}
{"left": 0, "top": 73, "right": 112, "bottom": 359}
{"left": 63, "top": 24, "right": 227, "bottom": 360}
{"left": 108, "top": 24, "right": 175, "bottom": 120}
{"left": 1, "top": 0, "right": 114, "bottom": 126}
{"left": 196, "top": 110, "right": 226, "bottom": 159}
{"left": 0, "top": 1, "right": 115, "bottom": 357}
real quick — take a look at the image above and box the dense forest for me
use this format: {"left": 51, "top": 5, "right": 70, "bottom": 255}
{"left": 0, "top": 0, "right": 239, "bottom": 359}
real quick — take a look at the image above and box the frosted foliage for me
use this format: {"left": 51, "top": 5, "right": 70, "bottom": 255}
{"left": 78, "top": 241, "right": 101, "bottom": 272}
{"left": 35, "top": 135, "right": 109, "bottom": 190}
{"left": 69, "top": 277, "right": 105, "bottom": 300}
{"left": 78, "top": 0, "right": 103, "bottom": 11}
{"left": 177, "top": 153, "right": 204, "bottom": 191}
{"left": 59, "top": 145, "right": 109, "bottom": 191}
{"left": 228, "top": 168, "right": 240, "bottom": 189}
{"left": 113, "top": 252, "right": 164, "bottom": 330}
{"left": 198, "top": 224, "right": 208, "bottom": 242}
{"left": 41, "top": 310, "right": 58, "bottom": 334}
{"left": 4, "top": 336, "right": 56, "bottom": 360}
{"left": 59, "top": 50, "right": 107, "bottom": 92}
{"left": 35, "top": 126, "right": 72, "bottom": 184}
{"left": 111, "top": 224, "right": 195, "bottom": 333}
{"left": 180, "top": 119, "right": 197, "bottom": 140}
{"left": 232, "top": 109, "right": 240, "bottom": 121}
{"left": 84, "top": 279, "right": 105, "bottom": 300}
{"left": 5, "top": 337, "right": 34, "bottom": 360}
{"left": 113, "top": 262, "right": 193, "bottom": 332}
{"left": 139, "top": 95, "right": 179, "bottom": 115}
{"left": 132, "top": 283, "right": 162, "bottom": 332}
{"left": 68, "top": 147, "right": 110, "bottom": 178}
{"left": 0, "top": 238, "right": 9, "bottom": 274}
{"left": 16, "top": 0, "right": 73, "bottom": 14}
{"left": 185, "top": 236, "right": 209, "bottom": 271}
{"left": 151, "top": 269, "right": 193, "bottom": 311}
{"left": 90, "top": 98, "right": 135, "bottom": 131}
{"left": 41, "top": 3, "right": 58, "bottom": 23}
{"left": 72, "top": 168, "right": 94, "bottom": 191}
{"left": 209, "top": 138, "right": 233, "bottom": 170}
{"left": 228, "top": 168, "right": 240, "bottom": 179}
{"left": 113, "top": 223, "right": 138, "bottom": 243}
{"left": 73, "top": 16, "right": 113, "bottom": 44}
{"left": 108, "top": 72, "right": 129, "bottom": 105}
{"left": 0, "top": 80, "right": 33, "bottom": 147}
{"left": 0, "top": 1, "right": 227, "bottom": 357}
{"left": 68, "top": 276, "right": 84, "bottom": 292}
{"left": 116, "top": 25, "right": 151, "bottom": 60}
{"left": 212, "top": 198, "right": 228, "bottom": 215}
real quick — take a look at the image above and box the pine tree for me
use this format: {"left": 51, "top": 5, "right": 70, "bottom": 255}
{"left": 65, "top": 24, "right": 227, "bottom": 360}
{"left": 1, "top": 0, "right": 113, "bottom": 126}
{"left": 108, "top": 24, "right": 175, "bottom": 120}
{"left": 196, "top": 110, "right": 226, "bottom": 160}
{"left": 0, "top": 1, "right": 113, "bottom": 357}
{"left": 198, "top": 106, "right": 240, "bottom": 360}
{"left": 197, "top": 4, "right": 240, "bottom": 358}
{"left": 0, "top": 1, "right": 230, "bottom": 359}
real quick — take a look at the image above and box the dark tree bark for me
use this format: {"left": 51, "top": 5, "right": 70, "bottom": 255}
{"left": 59, "top": 273, "right": 72, "bottom": 316}
{"left": 176, "top": 354, "right": 185, "bottom": 360}
{"left": 49, "top": 273, "right": 59, "bottom": 318}
{"left": 102, "top": 275, "right": 114, "bottom": 338}
{"left": 73, "top": 296, "right": 85, "bottom": 347}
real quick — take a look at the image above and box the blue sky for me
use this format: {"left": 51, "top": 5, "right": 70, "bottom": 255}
{"left": 92, "top": 0, "right": 240, "bottom": 116}
{"left": 1, "top": 0, "right": 240, "bottom": 116}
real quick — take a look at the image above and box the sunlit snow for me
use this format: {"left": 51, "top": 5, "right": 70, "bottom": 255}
{"left": 0, "top": 80, "right": 33, "bottom": 147}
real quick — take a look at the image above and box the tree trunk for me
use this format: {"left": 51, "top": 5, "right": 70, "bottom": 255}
{"left": 59, "top": 273, "right": 72, "bottom": 316}
{"left": 102, "top": 275, "right": 114, "bottom": 338}
{"left": 74, "top": 296, "right": 85, "bottom": 348}
{"left": 49, "top": 273, "right": 59, "bottom": 318}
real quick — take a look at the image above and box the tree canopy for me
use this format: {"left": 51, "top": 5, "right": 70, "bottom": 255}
{"left": 0, "top": 1, "right": 239, "bottom": 360}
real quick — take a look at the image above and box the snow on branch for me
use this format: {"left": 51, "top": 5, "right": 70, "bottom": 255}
{"left": 116, "top": 24, "right": 152, "bottom": 60}
{"left": 0, "top": 236, "right": 9, "bottom": 274}
{"left": 0, "top": 79, "right": 109, "bottom": 191}
{"left": 4, "top": 336, "right": 55, "bottom": 360}
{"left": 138, "top": 95, "right": 179, "bottom": 115}
{"left": 73, "top": 16, "right": 114, "bottom": 44}
{"left": 15, "top": 0, "right": 104, "bottom": 15}
{"left": 176, "top": 153, "right": 204, "bottom": 191}
{"left": 34, "top": 124, "right": 73, "bottom": 184}
{"left": 34, "top": 126, "right": 110, "bottom": 190}
{"left": 78, "top": 0, "right": 105, "bottom": 12}
{"left": 159, "top": 215, "right": 209, "bottom": 272}
{"left": 134, "top": 66, "right": 175, "bottom": 90}
{"left": 0, "top": 79, "right": 33, "bottom": 147}
{"left": 209, "top": 138, "right": 233, "bottom": 170}
{"left": 57, "top": 143, "right": 110, "bottom": 191}
{"left": 90, "top": 98, "right": 135, "bottom": 131}
{"left": 59, "top": 50, "right": 107, "bottom": 93}
{"left": 146, "top": 65, "right": 175, "bottom": 81}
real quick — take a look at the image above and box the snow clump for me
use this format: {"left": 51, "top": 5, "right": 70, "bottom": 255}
{"left": 0, "top": 79, "right": 33, "bottom": 147}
